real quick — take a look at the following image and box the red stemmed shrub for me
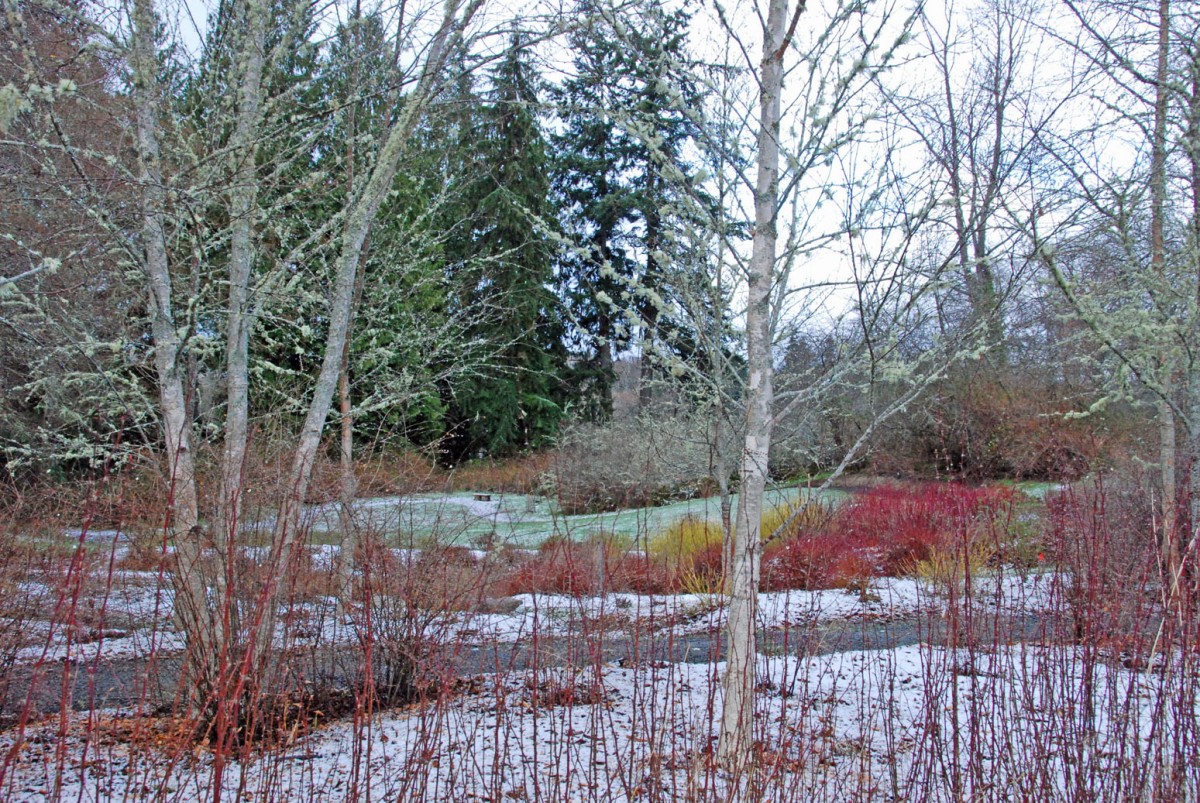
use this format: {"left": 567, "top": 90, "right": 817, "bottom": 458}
{"left": 501, "top": 536, "right": 674, "bottom": 596}
{"left": 762, "top": 483, "right": 1016, "bottom": 590}
{"left": 1044, "top": 477, "right": 1165, "bottom": 650}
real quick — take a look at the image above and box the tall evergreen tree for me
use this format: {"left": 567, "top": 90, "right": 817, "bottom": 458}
{"left": 552, "top": 0, "right": 706, "bottom": 417}
{"left": 442, "top": 38, "right": 567, "bottom": 459}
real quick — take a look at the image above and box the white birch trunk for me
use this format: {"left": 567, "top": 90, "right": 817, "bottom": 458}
{"left": 717, "top": 0, "right": 791, "bottom": 772}
{"left": 218, "top": 0, "right": 270, "bottom": 559}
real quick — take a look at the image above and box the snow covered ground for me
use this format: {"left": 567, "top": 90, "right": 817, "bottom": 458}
{"left": 10, "top": 564, "right": 1060, "bottom": 665}
{"left": 1, "top": 549, "right": 1193, "bottom": 802}
{"left": 4, "top": 639, "right": 1193, "bottom": 801}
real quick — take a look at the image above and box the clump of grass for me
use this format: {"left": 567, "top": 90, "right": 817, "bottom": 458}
{"left": 760, "top": 498, "right": 833, "bottom": 542}
{"left": 677, "top": 568, "right": 726, "bottom": 607}
{"left": 648, "top": 515, "right": 722, "bottom": 574}
{"left": 903, "top": 537, "right": 996, "bottom": 597}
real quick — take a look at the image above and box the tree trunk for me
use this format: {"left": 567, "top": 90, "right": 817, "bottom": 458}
{"left": 717, "top": 0, "right": 792, "bottom": 772}
{"left": 130, "top": 0, "right": 212, "bottom": 708}
{"left": 637, "top": 173, "right": 663, "bottom": 412}
{"left": 1160, "top": 391, "right": 1179, "bottom": 570}
{"left": 1185, "top": 35, "right": 1200, "bottom": 593}
{"left": 337, "top": 258, "right": 367, "bottom": 600}
{"left": 218, "top": 0, "right": 270, "bottom": 565}
{"left": 337, "top": 45, "right": 364, "bottom": 602}
{"left": 1149, "top": 0, "right": 1179, "bottom": 577}
{"left": 252, "top": 2, "right": 470, "bottom": 668}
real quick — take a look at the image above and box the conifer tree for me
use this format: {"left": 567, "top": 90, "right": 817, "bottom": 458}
{"left": 552, "top": 0, "right": 705, "bottom": 416}
{"left": 443, "top": 38, "right": 567, "bottom": 458}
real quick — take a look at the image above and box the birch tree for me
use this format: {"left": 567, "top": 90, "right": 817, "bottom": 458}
{"left": 1, "top": 0, "right": 505, "bottom": 720}
{"left": 571, "top": 0, "right": 965, "bottom": 771}
{"left": 688, "top": 0, "right": 926, "bottom": 772}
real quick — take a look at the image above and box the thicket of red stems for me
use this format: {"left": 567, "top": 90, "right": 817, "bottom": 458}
{"left": 762, "top": 484, "right": 1018, "bottom": 591}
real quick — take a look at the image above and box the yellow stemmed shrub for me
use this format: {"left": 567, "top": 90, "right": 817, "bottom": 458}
{"left": 648, "top": 515, "right": 723, "bottom": 574}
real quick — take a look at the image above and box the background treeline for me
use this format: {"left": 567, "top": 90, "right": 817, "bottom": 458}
{"left": 0, "top": 0, "right": 1193, "bottom": 495}
{"left": 0, "top": 0, "right": 728, "bottom": 479}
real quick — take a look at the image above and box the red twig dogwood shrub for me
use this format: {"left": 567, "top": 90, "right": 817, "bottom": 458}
{"left": 763, "top": 483, "right": 1017, "bottom": 590}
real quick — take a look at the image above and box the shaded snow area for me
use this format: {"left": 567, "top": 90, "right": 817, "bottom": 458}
{"left": 10, "top": 568, "right": 1060, "bottom": 665}
{"left": 5, "top": 643, "right": 1195, "bottom": 802}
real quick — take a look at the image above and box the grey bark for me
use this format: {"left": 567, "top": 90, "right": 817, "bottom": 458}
{"left": 130, "top": 0, "right": 213, "bottom": 704}
{"left": 218, "top": 0, "right": 271, "bottom": 561}
{"left": 254, "top": 0, "right": 479, "bottom": 666}
{"left": 337, "top": 26, "right": 364, "bottom": 600}
{"left": 717, "top": 0, "right": 795, "bottom": 772}
{"left": 1148, "top": 0, "right": 1180, "bottom": 576}
{"left": 1188, "top": 42, "right": 1200, "bottom": 589}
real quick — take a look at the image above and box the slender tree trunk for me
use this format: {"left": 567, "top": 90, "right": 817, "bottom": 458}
{"left": 337, "top": 40, "right": 363, "bottom": 600}
{"left": 218, "top": 0, "right": 270, "bottom": 563}
{"left": 971, "top": 13, "right": 1011, "bottom": 365}
{"left": 717, "top": 0, "right": 793, "bottom": 772}
{"left": 1149, "top": 0, "right": 1178, "bottom": 576}
{"left": 1161, "top": 389, "right": 1178, "bottom": 567}
{"left": 1185, "top": 41, "right": 1200, "bottom": 591}
{"left": 130, "top": 0, "right": 212, "bottom": 708}
{"left": 596, "top": 232, "right": 619, "bottom": 419}
{"left": 337, "top": 257, "right": 367, "bottom": 598}
{"left": 637, "top": 174, "right": 663, "bottom": 412}
{"left": 637, "top": 304, "right": 659, "bottom": 411}
{"left": 253, "top": 3, "right": 471, "bottom": 668}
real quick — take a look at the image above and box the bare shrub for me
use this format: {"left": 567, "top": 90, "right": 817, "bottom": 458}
{"left": 0, "top": 530, "right": 52, "bottom": 717}
{"left": 865, "top": 369, "right": 1122, "bottom": 481}
{"left": 500, "top": 534, "right": 674, "bottom": 596}
{"left": 353, "top": 449, "right": 445, "bottom": 496}
{"left": 1046, "top": 475, "right": 1164, "bottom": 650}
{"left": 354, "top": 535, "right": 500, "bottom": 705}
{"left": 447, "top": 452, "right": 554, "bottom": 495}
{"left": 545, "top": 413, "right": 728, "bottom": 515}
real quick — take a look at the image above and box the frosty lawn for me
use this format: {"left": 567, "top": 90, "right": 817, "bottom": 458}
{"left": 238, "top": 485, "right": 838, "bottom": 548}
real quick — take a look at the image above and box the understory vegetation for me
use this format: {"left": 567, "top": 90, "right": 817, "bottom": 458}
{"left": 0, "top": 465, "right": 1196, "bottom": 800}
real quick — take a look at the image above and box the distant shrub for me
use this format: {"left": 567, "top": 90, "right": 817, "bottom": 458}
{"left": 500, "top": 535, "right": 673, "bottom": 596}
{"left": 446, "top": 452, "right": 554, "bottom": 495}
{"left": 648, "top": 515, "right": 723, "bottom": 573}
{"left": 1045, "top": 476, "right": 1163, "bottom": 647}
{"left": 762, "top": 483, "right": 1017, "bottom": 591}
{"left": 867, "top": 370, "right": 1119, "bottom": 481}
{"left": 544, "top": 414, "right": 732, "bottom": 515}
{"left": 760, "top": 498, "right": 833, "bottom": 542}
{"left": 354, "top": 449, "right": 444, "bottom": 496}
